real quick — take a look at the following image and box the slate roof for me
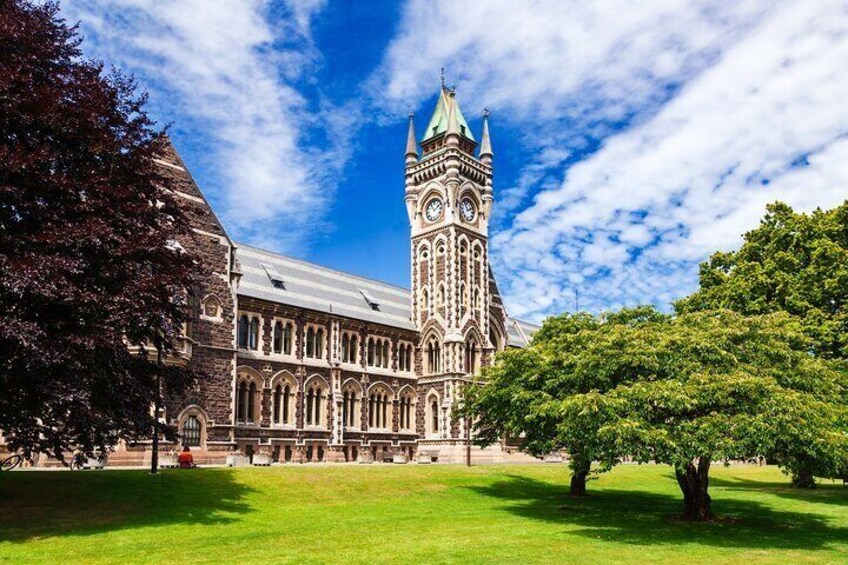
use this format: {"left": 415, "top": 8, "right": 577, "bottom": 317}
{"left": 235, "top": 243, "right": 540, "bottom": 346}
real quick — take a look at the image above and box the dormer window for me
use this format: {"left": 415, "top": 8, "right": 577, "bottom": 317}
{"left": 359, "top": 289, "right": 380, "bottom": 311}
{"left": 261, "top": 263, "right": 285, "bottom": 289}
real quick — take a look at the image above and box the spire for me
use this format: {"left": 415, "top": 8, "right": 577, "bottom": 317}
{"left": 405, "top": 112, "right": 418, "bottom": 163}
{"left": 479, "top": 108, "right": 493, "bottom": 162}
{"left": 420, "top": 77, "right": 475, "bottom": 145}
{"left": 445, "top": 89, "right": 459, "bottom": 137}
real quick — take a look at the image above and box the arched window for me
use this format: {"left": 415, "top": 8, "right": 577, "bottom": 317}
{"left": 247, "top": 381, "right": 257, "bottom": 422}
{"left": 406, "top": 345, "right": 413, "bottom": 371}
{"left": 421, "top": 288, "right": 429, "bottom": 311}
{"left": 382, "top": 341, "right": 390, "bottom": 368}
{"left": 238, "top": 315, "right": 249, "bottom": 349}
{"left": 398, "top": 345, "right": 406, "bottom": 372}
{"left": 399, "top": 393, "right": 415, "bottom": 431}
{"left": 305, "top": 383, "right": 325, "bottom": 427}
{"left": 282, "top": 384, "right": 291, "bottom": 423}
{"left": 342, "top": 334, "right": 350, "bottom": 362}
{"left": 283, "top": 322, "right": 293, "bottom": 354}
{"left": 273, "top": 321, "right": 283, "bottom": 354}
{"left": 315, "top": 329, "right": 324, "bottom": 359}
{"left": 465, "top": 340, "right": 478, "bottom": 374}
{"left": 427, "top": 396, "right": 440, "bottom": 437}
{"left": 460, "top": 283, "right": 468, "bottom": 317}
{"left": 342, "top": 385, "right": 360, "bottom": 428}
{"left": 368, "top": 388, "right": 392, "bottom": 429}
{"left": 182, "top": 415, "right": 201, "bottom": 447}
{"left": 236, "top": 377, "right": 259, "bottom": 424}
{"left": 375, "top": 339, "right": 383, "bottom": 367}
{"left": 273, "top": 385, "right": 282, "bottom": 423}
{"left": 306, "top": 327, "right": 315, "bottom": 358}
{"left": 437, "top": 283, "right": 445, "bottom": 307}
{"left": 427, "top": 339, "right": 441, "bottom": 374}
{"left": 367, "top": 338, "right": 375, "bottom": 366}
{"left": 248, "top": 316, "right": 260, "bottom": 350}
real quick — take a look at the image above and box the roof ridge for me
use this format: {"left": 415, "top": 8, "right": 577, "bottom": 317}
{"left": 236, "top": 242, "right": 412, "bottom": 294}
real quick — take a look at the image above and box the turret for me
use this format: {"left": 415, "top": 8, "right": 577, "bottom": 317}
{"left": 479, "top": 109, "right": 493, "bottom": 165}
{"left": 405, "top": 113, "right": 418, "bottom": 166}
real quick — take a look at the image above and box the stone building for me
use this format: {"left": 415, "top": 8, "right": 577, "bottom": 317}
{"left": 135, "top": 85, "right": 538, "bottom": 465}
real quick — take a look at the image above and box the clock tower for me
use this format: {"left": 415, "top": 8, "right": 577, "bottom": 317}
{"left": 405, "top": 84, "right": 501, "bottom": 454}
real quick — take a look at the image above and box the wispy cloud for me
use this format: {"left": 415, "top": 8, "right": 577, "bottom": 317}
{"left": 375, "top": 0, "right": 848, "bottom": 321}
{"left": 62, "top": 0, "right": 335, "bottom": 251}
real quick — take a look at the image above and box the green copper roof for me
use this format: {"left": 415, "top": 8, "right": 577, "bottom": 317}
{"left": 421, "top": 87, "right": 476, "bottom": 143}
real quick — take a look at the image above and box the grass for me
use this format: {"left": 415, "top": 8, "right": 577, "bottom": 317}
{"left": 0, "top": 464, "right": 846, "bottom": 564}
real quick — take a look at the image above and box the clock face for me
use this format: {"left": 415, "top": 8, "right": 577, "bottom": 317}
{"left": 460, "top": 198, "right": 476, "bottom": 221}
{"left": 425, "top": 198, "right": 443, "bottom": 222}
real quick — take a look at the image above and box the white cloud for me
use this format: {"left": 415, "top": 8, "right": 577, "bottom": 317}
{"left": 376, "top": 0, "right": 848, "bottom": 321}
{"left": 62, "top": 0, "right": 333, "bottom": 251}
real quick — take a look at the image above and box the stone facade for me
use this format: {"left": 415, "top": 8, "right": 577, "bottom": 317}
{"left": 138, "top": 86, "right": 537, "bottom": 465}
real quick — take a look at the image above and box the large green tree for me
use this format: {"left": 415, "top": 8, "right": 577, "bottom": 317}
{"left": 0, "top": 1, "right": 201, "bottom": 462}
{"left": 677, "top": 201, "right": 848, "bottom": 486}
{"left": 466, "top": 308, "right": 848, "bottom": 520}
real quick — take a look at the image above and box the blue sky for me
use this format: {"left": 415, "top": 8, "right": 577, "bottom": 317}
{"left": 63, "top": 0, "right": 848, "bottom": 322}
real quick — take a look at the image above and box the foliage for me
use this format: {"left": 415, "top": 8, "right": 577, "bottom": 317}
{"left": 467, "top": 307, "right": 848, "bottom": 519}
{"left": 676, "top": 201, "right": 848, "bottom": 361}
{"left": 0, "top": 1, "right": 201, "bottom": 460}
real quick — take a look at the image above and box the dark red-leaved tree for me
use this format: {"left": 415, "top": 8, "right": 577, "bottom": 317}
{"left": 0, "top": 0, "right": 202, "bottom": 465}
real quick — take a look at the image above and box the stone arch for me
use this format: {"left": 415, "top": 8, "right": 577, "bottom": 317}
{"left": 303, "top": 374, "right": 329, "bottom": 428}
{"left": 177, "top": 404, "right": 208, "bottom": 448}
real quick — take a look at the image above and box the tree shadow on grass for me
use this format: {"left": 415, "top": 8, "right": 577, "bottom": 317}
{"left": 709, "top": 474, "right": 848, "bottom": 508}
{"left": 0, "top": 468, "right": 254, "bottom": 543}
{"left": 467, "top": 474, "right": 848, "bottom": 551}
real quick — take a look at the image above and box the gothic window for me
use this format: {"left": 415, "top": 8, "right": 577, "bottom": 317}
{"left": 182, "top": 415, "right": 201, "bottom": 447}
{"left": 272, "top": 382, "right": 293, "bottom": 425}
{"left": 427, "top": 396, "right": 440, "bottom": 437}
{"left": 460, "top": 284, "right": 468, "bottom": 317}
{"left": 283, "top": 322, "right": 293, "bottom": 355}
{"left": 248, "top": 316, "right": 260, "bottom": 350}
{"left": 421, "top": 288, "right": 429, "bottom": 311}
{"left": 306, "top": 327, "right": 315, "bottom": 358}
{"left": 304, "top": 382, "right": 325, "bottom": 427}
{"left": 236, "top": 376, "right": 260, "bottom": 424}
{"left": 382, "top": 341, "right": 390, "bottom": 369}
{"left": 368, "top": 387, "right": 392, "bottom": 429}
{"left": 342, "top": 384, "right": 361, "bottom": 428}
{"left": 473, "top": 289, "right": 480, "bottom": 311}
{"left": 342, "top": 334, "right": 349, "bottom": 362}
{"left": 465, "top": 340, "right": 479, "bottom": 374}
{"left": 367, "top": 338, "right": 375, "bottom": 366}
{"left": 273, "top": 321, "right": 283, "bottom": 354}
{"left": 375, "top": 339, "right": 383, "bottom": 367}
{"left": 437, "top": 283, "right": 445, "bottom": 307}
{"left": 406, "top": 344, "right": 413, "bottom": 371}
{"left": 315, "top": 328, "right": 324, "bottom": 359}
{"left": 398, "top": 344, "right": 406, "bottom": 372}
{"left": 237, "top": 315, "right": 249, "bottom": 349}
{"left": 427, "top": 339, "right": 442, "bottom": 374}
{"left": 399, "top": 392, "right": 415, "bottom": 431}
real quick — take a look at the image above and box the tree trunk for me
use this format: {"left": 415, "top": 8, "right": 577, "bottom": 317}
{"left": 675, "top": 457, "right": 713, "bottom": 521}
{"left": 569, "top": 459, "right": 590, "bottom": 496}
{"left": 791, "top": 466, "right": 816, "bottom": 489}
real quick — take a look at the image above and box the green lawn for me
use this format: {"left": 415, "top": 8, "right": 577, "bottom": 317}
{"left": 0, "top": 464, "right": 846, "bottom": 564}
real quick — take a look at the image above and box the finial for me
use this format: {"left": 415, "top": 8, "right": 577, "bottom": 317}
{"left": 440, "top": 67, "right": 446, "bottom": 89}
{"left": 483, "top": 107, "right": 490, "bottom": 119}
